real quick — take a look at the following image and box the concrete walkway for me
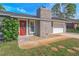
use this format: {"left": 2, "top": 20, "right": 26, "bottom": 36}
{"left": 60, "top": 33, "right": 79, "bottom": 39}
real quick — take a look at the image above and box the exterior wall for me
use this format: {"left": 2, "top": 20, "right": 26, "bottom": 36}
{"left": 66, "top": 23, "right": 77, "bottom": 29}
{"left": 66, "top": 23, "right": 74, "bottom": 29}
{"left": 66, "top": 23, "right": 79, "bottom": 30}
{"left": 40, "top": 20, "right": 52, "bottom": 38}
{"left": 35, "top": 20, "right": 40, "bottom": 36}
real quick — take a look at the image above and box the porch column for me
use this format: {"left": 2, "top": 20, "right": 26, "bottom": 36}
{"left": 27, "top": 19, "right": 29, "bottom": 36}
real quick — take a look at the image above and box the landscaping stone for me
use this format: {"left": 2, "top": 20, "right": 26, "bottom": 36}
{"left": 72, "top": 47, "right": 79, "bottom": 51}
{"left": 51, "top": 47, "right": 58, "bottom": 52}
{"left": 58, "top": 45, "right": 65, "bottom": 49}
{"left": 67, "top": 49, "right": 76, "bottom": 53}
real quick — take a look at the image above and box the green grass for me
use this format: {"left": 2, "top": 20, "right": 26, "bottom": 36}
{"left": 0, "top": 38, "right": 79, "bottom": 56}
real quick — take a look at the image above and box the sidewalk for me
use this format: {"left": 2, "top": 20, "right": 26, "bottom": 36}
{"left": 60, "top": 33, "right": 79, "bottom": 39}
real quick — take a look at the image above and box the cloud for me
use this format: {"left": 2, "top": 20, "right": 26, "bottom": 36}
{"left": 3, "top": 5, "right": 27, "bottom": 14}
{"left": 17, "top": 8, "right": 27, "bottom": 13}
{"left": 3, "top": 5, "right": 13, "bottom": 11}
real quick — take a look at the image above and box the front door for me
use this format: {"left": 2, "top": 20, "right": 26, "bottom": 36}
{"left": 20, "top": 20, "right": 26, "bottom": 35}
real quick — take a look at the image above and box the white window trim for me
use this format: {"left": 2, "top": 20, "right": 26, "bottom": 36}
{"left": 28, "top": 20, "right": 35, "bottom": 35}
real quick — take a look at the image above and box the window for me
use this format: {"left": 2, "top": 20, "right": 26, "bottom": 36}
{"left": 28, "top": 20, "right": 35, "bottom": 35}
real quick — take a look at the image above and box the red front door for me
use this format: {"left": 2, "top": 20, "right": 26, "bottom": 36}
{"left": 20, "top": 20, "right": 26, "bottom": 35}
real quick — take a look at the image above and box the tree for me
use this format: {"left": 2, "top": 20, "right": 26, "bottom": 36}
{"left": 51, "top": 3, "right": 76, "bottom": 19}
{"left": 51, "top": 3, "right": 61, "bottom": 17}
{"left": 65, "top": 4, "right": 76, "bottom": 19}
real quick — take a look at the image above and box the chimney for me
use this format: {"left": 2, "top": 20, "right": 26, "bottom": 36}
{"left": 37, "top": 7, "right": 52, "bottom": 19}
{"left": 37, "top": 7, "right": 52, "bottom": 38}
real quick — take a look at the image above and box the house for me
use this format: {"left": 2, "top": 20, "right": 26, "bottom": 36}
{"left": 0, "top": 7, "right": 79, "bottom": 38}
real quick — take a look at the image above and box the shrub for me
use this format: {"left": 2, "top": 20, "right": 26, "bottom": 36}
{"left": 67, "top": 28, "right": 75, "bottom": 32}
{"left": 2, "top": 17, "right": 19, "bottom": 41}
{"left": 76, "top": 27, "right": 79, "bottom": 30}
{"left": 76, "top": 27, "right": 79, "bottom": 33}
{"left": 67, "top": 27, "right": 79, "bottom": 33}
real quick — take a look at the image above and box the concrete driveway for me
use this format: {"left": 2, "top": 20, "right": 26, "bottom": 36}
{"left": 60, "top": 33, "right": 79, "bottom": 39}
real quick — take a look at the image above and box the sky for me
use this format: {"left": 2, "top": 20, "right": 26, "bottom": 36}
{"left": 1, "top": 3, "right": 79, "bottom": 19}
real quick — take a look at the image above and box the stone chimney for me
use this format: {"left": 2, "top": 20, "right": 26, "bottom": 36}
{"left": 37, "top": 7, "right": 52, "bottom": 19}
{"left": 37, "top": 7, "right": 52, "bottom": 38}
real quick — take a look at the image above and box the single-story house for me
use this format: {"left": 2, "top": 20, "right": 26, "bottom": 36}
{"left": 0, "top": 7, "right": 79, "bottom": 38}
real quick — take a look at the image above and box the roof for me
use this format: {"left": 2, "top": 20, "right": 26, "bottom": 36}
{"left": 0, "top": 10, "right": 38, "bottom": 18}
{"left": 52, "top": 17, "right": 79, "bottom": 23}
{"left": 0, "top": 10, "right": 79, "bottom": 23}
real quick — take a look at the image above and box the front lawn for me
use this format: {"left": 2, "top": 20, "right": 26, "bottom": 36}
{"left": 0, "top": 38, "right": 79, "bottom": 56}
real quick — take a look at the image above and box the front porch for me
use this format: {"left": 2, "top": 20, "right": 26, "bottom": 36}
{"left": 19, "top": 19, "right": 40, "bottom": 37}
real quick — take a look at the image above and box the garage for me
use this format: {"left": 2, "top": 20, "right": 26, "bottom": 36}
{"left": 52, "top": 22, "right": 65, "bottom": 34}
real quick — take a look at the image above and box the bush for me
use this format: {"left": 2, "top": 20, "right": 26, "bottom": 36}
{"left": 76, "top": 27, "right": 79, "bottom": 30}
{"left": 67, "top": 28, "right": 75, "bottom": 32}
{"left": 2, "top": 17, "right": 19, "bottom": 41}
{"left": 67, "top": 27, "right": 79, "bottom": 33}
{"left": 76, "top": 27, "right": 79, "bottom": 33}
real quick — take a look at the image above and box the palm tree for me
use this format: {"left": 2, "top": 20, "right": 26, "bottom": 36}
{"left": 51, "top": 3, "right": 76, "bottom": 19}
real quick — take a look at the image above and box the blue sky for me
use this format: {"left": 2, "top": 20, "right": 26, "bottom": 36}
{"left": 1, "top": 3, "right": 79, "bottom": 19}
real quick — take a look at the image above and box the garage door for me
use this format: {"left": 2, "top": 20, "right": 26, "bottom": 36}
{"left": 52, "top": 22, "right": 64, "bottom": 34}
{"left": 53, "top": 28, "right": 64, "bottom": 33}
